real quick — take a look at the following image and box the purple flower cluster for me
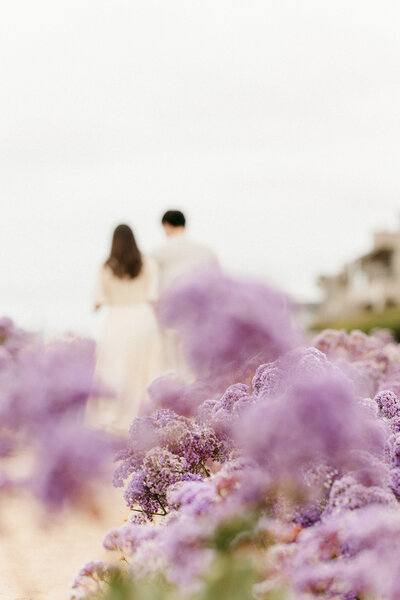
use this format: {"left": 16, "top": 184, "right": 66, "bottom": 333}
{"left": 103, "top": 519, "right": 159, "bottom": 555}
{"left": 196, "top": 382, "right": 254, "bottom": 448}
{"left": 313, "top": 328, "right": 400, "bottom": 398}
{"left": 113, "top": 409, "right": 226, "bottom": 518}
{"left": 29, "top": 419, "right": 117, "bottom": 510}
{"left": 313, "top": 328, "right": 385, "bottom": 361}
{"left": 0, "top": 337, "right": 97, "bottom": 429}
{"left": 167, "top": 479, "right": 217, "bottom": 515}
{"left": 0, "top": 319, "right": 120, "bottom": 510}
{"left": 71, "top": 561, "right": 117, "bottom": 600}
{"left": 158, "top": 267, "right": 303, "bottom": 387}
{"left": 237, "top": 371, "right": 386, "bottom": 491}
{"left": 278, "top": 505, "right": 400, "bottom": 600}
{"left": 323, "top": 474, "right": 395, "bottom": 515}
{"left": 64, "top": 272, "right": 400, "bottom": 598}
{"left": 375, "top": 389, "right": 400, "bottom": 419}
{"left": 124, "top": 448, "right": 199, "bottom": 516}
{"left": 146, "top": 375, "right": 213, "bottom": 417}
{"left": 101, "top": 464, "right": 250, "bottom": 588}
{"left": 90, "top": 324, "right": 400, "bottom": 596}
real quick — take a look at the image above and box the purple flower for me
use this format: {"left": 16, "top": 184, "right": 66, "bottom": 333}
{"left": 29, "top": 419, "right": 119, "bottom": 509}
{"left": 147, "top": 375, "right": 213, "bottom": 417}
{"left": 160, "top": 514, "right": 215, "bottom": 588}
{"left": 293, "top": 501, "right": 323, "bottom": 527}
{"left": 237, "top": 371, "right": 386, "bottom": 491}
{"left": 0, "top": 337, "right": 97, "bottom": 431}
{"left": 311, "top": 328, "right": 400, "bottom": 398}
{"left": 217, "top": 383, "right": 250, "bottom": 411}
{"left": 385, "top": 432, "right": 400, "bottom": 467}
{"left": 0, "top": 347, "right": 12, "bottom": 370}
{"left": 313, "top": 328, "right": 384, "bottom": 362}
{"left": 359, "top": 396, "right": 380, "bottom": 418}
{"left": 158, "top": 267, "right": 303, "bottom": 386}
{"left": 252, "top": 362, "right": 284, "bottom": 397}
{"left": 71, "top": 313, "right": 400, "bottom": 597}
{"left": 0, "top": 324, "right": 121, "bottom": 512}
{"left": 374, "top": 390, "right": 400, "bottom": 419}
{"left": 195, "top": 383, "right": 254, "bottom": 449}
{"left": 114, "top": 408, "right": 226, "bottom": 518}
{"left": 323, "top": 474, "right": 395, "bottom": 516}
{"left": 72, "top": 560, "right": 106, "bottom": 584}
{"left": 389, "top": 415, "right": 400, "bottom": 433}
{"left": 123, "top": 448, "right": 200, "bottom": 517}
{"left": 113, "top": 412, "right": 178, "bottom": 488}
{"left": 71, "top": 560, "right": 119, "bottom": 600}
{"left": 0, "top": 430, "right": 15, "bottom": 458}
{"left": 103, "top": 520, "right": 159, "bottom": 554}
{"left": 389, "top": 467, "right": 400, "bottom": 498}
{"left": 252, "top": 347, "right": 341, "bottom": 401}
{"left": 123, "top": 469, "right": 159, "bottom": 515}
{"left": 196, "top": 398, "right": 219, "bottom": 424}
{"left": 380, "top": 379, "right": 400, "bottom": 397}
{"left": 167, "top": 479, "right": 217, "bottom": 516}
{"left": 284, "top": 505, "right": 400, "bottom": 600}
{"left": 371, "top": 328, "right": 395, "bottom": 344}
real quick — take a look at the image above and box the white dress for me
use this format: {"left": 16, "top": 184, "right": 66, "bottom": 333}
{"left": 90, "top": 257, "right": 164, "bottom": 430}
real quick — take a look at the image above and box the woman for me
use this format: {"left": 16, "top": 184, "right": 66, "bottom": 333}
{"left": 90, "top": 224, "right": 164, "bottom": 431}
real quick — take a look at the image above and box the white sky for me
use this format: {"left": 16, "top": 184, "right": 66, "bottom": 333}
{"left": 1, "top": 1, "right": 400, "bottom": 336}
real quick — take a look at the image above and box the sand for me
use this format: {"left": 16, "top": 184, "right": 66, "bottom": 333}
{"left": 0, "top": 483, "right": 128, "bottom": 600}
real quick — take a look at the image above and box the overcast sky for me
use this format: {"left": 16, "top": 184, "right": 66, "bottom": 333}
{"left": 1, "top": 1, "right": 400, "bottom": 335}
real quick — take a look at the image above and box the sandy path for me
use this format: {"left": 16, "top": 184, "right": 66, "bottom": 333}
{"left": 0, "top": 483, "right": 128, "bottom": 600}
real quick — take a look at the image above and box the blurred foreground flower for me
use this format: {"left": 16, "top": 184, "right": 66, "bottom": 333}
{"left": 78, "top": 272, "right": 400, "bottom": 600}
{"left": 158, "top": 267, "right": 303, "bottom": 387}
{"left": 237, "top": 369, "right": 386, "bottom": 492}
{"left": 0, "top": 319, "right": 121, "bottom": 511}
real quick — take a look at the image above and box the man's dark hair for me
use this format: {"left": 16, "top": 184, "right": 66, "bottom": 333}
{"left": 161, "top": 210, "right": 186, "bottom": 228}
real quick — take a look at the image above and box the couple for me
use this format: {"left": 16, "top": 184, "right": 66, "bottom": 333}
{"left": 92, "top": 210, "right": 217, "bottom": 430}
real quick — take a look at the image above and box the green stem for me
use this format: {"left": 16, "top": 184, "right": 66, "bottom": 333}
{"left": 154, "top": 494, "right": 168, "bottom": 515}
{"left": 131, "top": 508, "right": 166, "bottom": 517}
{"left": 200, "top": 462, "right": 211, "bottom": 477}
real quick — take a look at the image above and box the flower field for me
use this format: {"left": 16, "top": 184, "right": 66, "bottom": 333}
{"left": 2, "top": 271, "right": 400, "bottom": 600}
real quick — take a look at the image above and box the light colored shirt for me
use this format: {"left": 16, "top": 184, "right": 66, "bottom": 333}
{"left": 152, "top": 234, "right": 218, "bottom": 292}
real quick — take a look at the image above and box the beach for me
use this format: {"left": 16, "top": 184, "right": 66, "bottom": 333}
{"left": 0, "top": 483, "right": 127, "bottom": 600}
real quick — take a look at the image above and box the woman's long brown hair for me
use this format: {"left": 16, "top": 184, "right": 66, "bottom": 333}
{"left": 105, "top": 224, "right": 143, "bottom": 279}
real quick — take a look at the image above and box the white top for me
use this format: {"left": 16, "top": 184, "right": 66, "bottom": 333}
{"left": 94, "top": 256, "right": 159, "bottom": 306}
{"left": 152, "top": 234, "right": 218, "bottom": 291}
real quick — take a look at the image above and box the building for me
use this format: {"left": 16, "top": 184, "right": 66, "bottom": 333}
{"left": 316, "top": 227, "right": 400, "bottom": 322}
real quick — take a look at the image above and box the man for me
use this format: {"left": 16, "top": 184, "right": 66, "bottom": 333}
{"left": 153, "top": 210, "right": 218, "bottom": 292}
{"left": 153, "top": 210, "right": 218, "bottom": 375}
